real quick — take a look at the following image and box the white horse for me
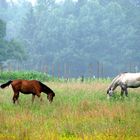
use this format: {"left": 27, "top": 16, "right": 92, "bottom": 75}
{"left": 107, "top": 72, "right": 140, "bottom": 98}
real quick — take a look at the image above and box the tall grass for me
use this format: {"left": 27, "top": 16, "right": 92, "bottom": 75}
{"left": 0, "top": 81, "right": 140, "bottom": 139}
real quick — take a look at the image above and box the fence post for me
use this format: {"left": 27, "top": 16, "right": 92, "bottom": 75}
{"left": 101, "top": 62, "right": 104, "bottom": 79}
{"left": 81, "top": 75, "right": 84, "bottom": 82}
{"left": 8, "top": 63, "right": 12, "bottom": 71}
{"left": 129, "top": 63, "right": 132, "bottom": 72}
{"left": 64, "top": 63, "right": 67, "bottom": 79}
{"left": 52, "top": 64, "right": 54, "bottom": 77}
{"left": 0, "top": 64, "right": 2, "bottom": 73}
{"left": 97, "top": 61, "right": 100, "bottom": 79}
{"left": 88, "top": 63, "right": 93, "bottom": 78}
{"left": 44, "top": 65, "right": 48, "bottom": 74}
{"left": 57, "top": 64, "right": 60, "bottom": 79}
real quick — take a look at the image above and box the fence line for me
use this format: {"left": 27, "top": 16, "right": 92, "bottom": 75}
{"left": 0, "top": 62, "right": 140, "bottom": 78}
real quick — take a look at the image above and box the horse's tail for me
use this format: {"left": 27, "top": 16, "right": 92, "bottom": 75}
{"left": 0, "top": 80, "right": 13, "bottom": 89}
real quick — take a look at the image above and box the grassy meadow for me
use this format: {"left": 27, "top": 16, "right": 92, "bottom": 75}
{"left": 0, "top": 80, "right": 140, "bottom": 140}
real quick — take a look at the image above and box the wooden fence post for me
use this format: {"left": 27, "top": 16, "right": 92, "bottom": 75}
{"left": 97, "top": 61, "right": 100, "bottom": 79}
{"left": 88, "top": 63, "right": 93, "bottom": 78}
{"left": 101, "top": 62, "right": 104, "bottom": 79}
{"left": 52, "top": 64, "right": 54, "bottom": 77}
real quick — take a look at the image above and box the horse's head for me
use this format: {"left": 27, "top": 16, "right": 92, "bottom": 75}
{"left": 107, "top": 88, "right": 114, "bottom": 98}
{"left": 47, "top": 92, "right": 55, "bottom": 103}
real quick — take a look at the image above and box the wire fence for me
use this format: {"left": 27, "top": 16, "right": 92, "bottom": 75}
{"left": 0, "top": 61, "right": 140, "bottom": 79}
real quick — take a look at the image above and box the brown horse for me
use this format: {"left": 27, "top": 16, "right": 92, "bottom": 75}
{"left": 0, "top": 80, "right": 55, "bottom": 104}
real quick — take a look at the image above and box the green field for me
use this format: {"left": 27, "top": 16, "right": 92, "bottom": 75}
{"left": 0, "top": 81, "right": 140, "bottom": 140}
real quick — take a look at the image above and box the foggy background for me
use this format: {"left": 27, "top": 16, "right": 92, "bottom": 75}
{"left": 0, "top": 0, "right": 140, "bottom": 78}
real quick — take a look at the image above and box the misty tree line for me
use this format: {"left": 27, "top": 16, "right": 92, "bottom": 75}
{"left": 0, "top": 0, "right": 140, "bottom": 77}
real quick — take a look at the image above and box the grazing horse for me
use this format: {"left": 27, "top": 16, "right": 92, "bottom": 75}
{"left": 0, "top": 80, "right": 55, "bottom": 104}
{"left": 107, "top": 72, "right": 140, "bottom": 98}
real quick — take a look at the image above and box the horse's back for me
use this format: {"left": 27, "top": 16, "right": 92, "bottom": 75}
{"left": 121, "top": 73, "right": 140, "bottom": 80}
{"left": 11, "top": 79, "right": 39, "bottom": 86}
{"left": 11, "top": 80, "right": 41, "bottom": 94}
{"left": 11, "top": 80, "right": 22, "bottom": 89}
{"left": 119, "top": 73, "right": 140, "bottom": 87}
{"left": 111, "top": 72, "right": 140, "bottom": 85}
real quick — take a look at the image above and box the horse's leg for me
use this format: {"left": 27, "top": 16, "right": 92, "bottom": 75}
{"left": 32, "top": 94, "right": 35, "bottom": 104}
{"left": 120, "top": 83, "right": 127, "bottom": 98}
{"left": 16, "top": 93, "right": 19, "bottom": 104}
{"left": 36, "top": 93, "right": 43, "bottom": 102}
{"left": 40, "top": 96, "right": 43, "bottom": 102}
{"left": 125, "top": 88, "right": 128, "bottom": 97}
{"left": 13, "top": 96, "right": 16, "bottom": 104}
{"left": 11, "top": 86, "right": 20, "bottom": 104}
{"left": 13, "top": 92, "right": 19, "bottom": 104}
{"left": 121, "top": 88, "right": 124, "bottom": 97}
{"left": 40, "top": 93, "right": 43, "bottom": 102}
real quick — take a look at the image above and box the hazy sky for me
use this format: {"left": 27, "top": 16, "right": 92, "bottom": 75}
{"left": 7, "top": 0, "right": 65, "bottom": 5}
{"left": 7, "top": 0, "right": 37, "bottom": 5}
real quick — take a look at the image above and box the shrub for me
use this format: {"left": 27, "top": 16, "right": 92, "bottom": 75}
{"left": 0, "top": 71, "right": 51, "bottom": 82}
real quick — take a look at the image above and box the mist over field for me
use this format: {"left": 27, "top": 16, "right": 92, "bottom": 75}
{"left": 0, "top": 0, "right": 140, "bottom": 77}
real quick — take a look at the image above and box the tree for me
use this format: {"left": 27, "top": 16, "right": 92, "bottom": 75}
{"left": 0, "top": 19, "right": 25, "bottom": 65}
{"left": 4, "top": 0, "right": 140, "bottom": 76}
{"left": 0, "top": 19, "right": 6, "bottom": 38}
{"left": 0, "top": 0, "right": 8, "bottom": 9}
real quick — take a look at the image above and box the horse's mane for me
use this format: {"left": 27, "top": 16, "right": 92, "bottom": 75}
{"left": 108, "top": 72, "right": 129, "bottom": 90}
{"left": 108, "top": 73, "right": 122, "bottom": 90}
{"left": 38, "top": 81, "right": 54, "bottom": 95}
